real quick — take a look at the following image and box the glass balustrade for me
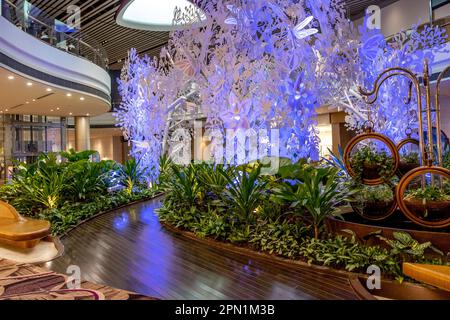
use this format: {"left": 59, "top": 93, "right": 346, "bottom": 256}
{"left": 0, "top": 0, "right": 109, "bottom": 69}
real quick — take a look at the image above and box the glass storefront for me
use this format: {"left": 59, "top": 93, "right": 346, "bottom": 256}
{"left": 0, "top": 115, "right": 67, "bottom": 181}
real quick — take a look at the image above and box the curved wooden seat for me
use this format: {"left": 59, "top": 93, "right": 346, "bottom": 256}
{"left": 403, "top": 263, "right": 450, "bottom": 292}
{"left": 0, "top": 201, "right": 50, "bottom": 249}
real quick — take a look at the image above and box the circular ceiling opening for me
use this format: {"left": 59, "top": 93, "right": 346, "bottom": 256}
{"left": 116, "top": 0, "right": 206, "bottom": 31}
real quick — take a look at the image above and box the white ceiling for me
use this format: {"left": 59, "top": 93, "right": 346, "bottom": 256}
{"left": 0, "top": 67, "right": 110, "bottom": 117}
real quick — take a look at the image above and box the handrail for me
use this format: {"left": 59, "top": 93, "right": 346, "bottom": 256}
{"left": 1, "top": 0, "right": 109, "bottom": 69}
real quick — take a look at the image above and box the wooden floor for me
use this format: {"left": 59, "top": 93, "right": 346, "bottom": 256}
{"left": 46, "top": 198, "right": 361, "bottom": 300}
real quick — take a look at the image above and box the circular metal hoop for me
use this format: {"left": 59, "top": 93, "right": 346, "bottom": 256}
{"left": 396, "top": 166, "right": 450, "bottom": 229}
{"left": 351, "top": 185, "right": 398, "bottom": 221}
{"left": 344, "top": 131, "right": 400, "bottom": 186}
{"left": 396, "top": 137, "right": 420, "bottom": 177}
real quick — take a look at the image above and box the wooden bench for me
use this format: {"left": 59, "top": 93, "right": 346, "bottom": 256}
{"left": 0, "top": 201, "right": 50, "bottom": 249}
{"left": 403, "top": 263, "right": 450, "bottom": 292}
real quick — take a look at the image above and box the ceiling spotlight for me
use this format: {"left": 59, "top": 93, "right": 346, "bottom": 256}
{"left": 116, "top": 0, "right": 206, "bottom": 31}
{"left": 7, "top": 75, "right": 15, "bottom": 80}
{"left": 66, "top": 93, "right": 72, "bottom": 97}
{"left": 26, "top": 82, "right": 33, "bottom": 86}
{"left": 69, "top": 112, "right": 73, "bottom": 116}
{"left": 46, "top": 88, "right": 52, "bottom": 92}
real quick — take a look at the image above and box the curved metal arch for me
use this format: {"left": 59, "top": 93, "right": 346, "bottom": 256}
{"left": 435, "top": 66, "right": 450, "bottom": 167}
{"left": 357, "top": 67, "right": 426, "bottom": 167}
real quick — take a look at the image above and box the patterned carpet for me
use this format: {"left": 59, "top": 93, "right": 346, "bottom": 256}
{"left": 0, "top": 258, "right": 156, "bottom": 300}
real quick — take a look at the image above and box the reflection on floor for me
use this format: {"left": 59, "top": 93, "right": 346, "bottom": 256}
{"left": 0, "top": 258, "right": 154, "bottom": 300}
{"left": 46, "top": 198, "right": 361, "bottom": 300}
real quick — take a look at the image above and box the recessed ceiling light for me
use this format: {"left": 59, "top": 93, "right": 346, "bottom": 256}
{"left": 46, "top": 88, "right": 52, "bottom": 92}
{"left": 50, "top": 109, "right": 54, "bottom": 112}
{"left": 26, "top": 101, "right": 29, "bottom": 104}
{"left": 32, "top": 99, "right": 36, "bottom": 102}
{"left": 69, "top": 112, "right": 73, "bottom": 115}
{"left": 26, "top": 82, "right": 33, "bottom": 86}
{"left": 7, "top": 75, "right": 15, "bottom": 80}
{"left": 116, "top": 0, "right": 206, "bottom": 31}
{"left": 66, "top": 93, "right": 72, "bottom": 97}
{"left": 5, "top": 109, "right": 8, "bottom": 112}
{"left": 80, "top": 97, "right": 85, "bottom": 101}
{"left": 56, "top": 107, "right": 60, "bottom": 110}
{"left": 86, "top": 113, "right": 90, "bottom": 116}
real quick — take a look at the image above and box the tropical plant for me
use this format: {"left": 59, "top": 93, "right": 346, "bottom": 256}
{"left": 249, "top": 220, "right": 310, "bottom": 257}
{"left": 118, "top": 158, "right": 145, "bottom": 194}
{"left": 65, "top": 159, "right": 117, "bottom": 201}
{"left": 60, "top": 149, "right": 98, "bottom": 162}
{"left": 197, "top": 162, "right": 234, "bottom": 198}
{"left": 158, "top": 154, "right": 175, "bottom": 185}
{"left": 164, "top": 163, "right": 203, "bottom": 208}
{"left": 299, "top": 235, "right": 400, "bottom": 276}
{"left": 274, "top": 166, "right": 351, "bottom": 239}
{"left": 378, "top": 231, "right": 443, "bottom": 263}
{"left": 13, "top": 163, "right": 66, "bottom": 210}
{"left": 219, "top": 165, "right": 268, "bottom": 223}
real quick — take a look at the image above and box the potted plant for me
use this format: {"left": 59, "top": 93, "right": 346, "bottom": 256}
{"left": 350, "top": 145, "right": 395, "bottom": 181}
{"left": 350, "top": 183, "right": 396, "bottom": 219}
{"left": 399, "top": 152, "right": 420, "bottom": 175}
{"left": 404, "top": 186, "right": 450, "bottom": 219}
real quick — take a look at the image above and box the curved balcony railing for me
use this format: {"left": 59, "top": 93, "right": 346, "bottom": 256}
{"left": 1, "top": 0, "right": 109, "bottom": 69}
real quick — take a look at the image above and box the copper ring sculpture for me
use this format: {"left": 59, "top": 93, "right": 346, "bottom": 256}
{"left": 396, "top": 136, "right": 420, "bottom": 176}
{"left": 344, "top": 128, "right": 400, "bottom": 186}
{"left": 396, "top": 166, "right": 450, "bottom": 229}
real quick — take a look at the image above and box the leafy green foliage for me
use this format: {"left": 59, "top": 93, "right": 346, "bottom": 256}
{"left": 401, "top": 152, "right": 419, "bottom": 165}
{"left": 219, "top": 165, "right": 268, "bottom": 223}
{"left": 379, "top": 231, "right": 444, "bottom": 261}
{"left": 60, "top": 149, "right": 98, "bottom": 162}
{"left": 405, "top": 186, "right": 450, "bottom": 201}
{"left": 299, "top": 235, "right": 400, "bottom": 276}
{"left": 350, "top": 145, "right": 395, "bottom": 182}
{"left": 351, "top": 183, "right": 394, "bottom": 202}
{"left": 118, "top": 158, "right": 145, "bottom": 194}
{"left": 0, "top": 150, "right": 155, "bottom": 235}
{"left": 158, "top": 159, "right": 449, "bottom": 281}
{"left": 273, "top": 166, "right": 350, "bottom": 239}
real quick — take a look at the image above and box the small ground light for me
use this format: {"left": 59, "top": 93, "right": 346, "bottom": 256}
{"left": 26, "top": 82, "right": 33, "bottom": 86}
{"left": 7, "top": 75, "right": 14, "bottom": 80}
{"left": 80, "top": 97, "right": 85, "bottom": 101}
{"left": 66, "top": 93, "right": 72, "bottom": 97}
{"left": 46, "top": 88, "right": 52, "bottom": 92}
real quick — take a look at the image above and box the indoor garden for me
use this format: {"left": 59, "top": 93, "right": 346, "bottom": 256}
{"left": 1, "top": 0, "right": 450, "bottom": 304}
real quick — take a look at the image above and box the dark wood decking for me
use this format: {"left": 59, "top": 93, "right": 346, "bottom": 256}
{"left": 46, "top": 198, "right": 361, "bottom": 300}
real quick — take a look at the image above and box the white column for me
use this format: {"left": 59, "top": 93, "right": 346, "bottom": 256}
{"left": 75, "top": 116, "right": 91, "bottom": 151}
